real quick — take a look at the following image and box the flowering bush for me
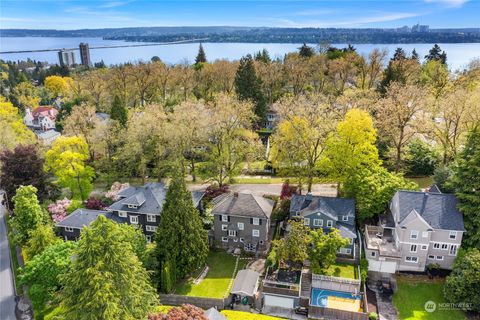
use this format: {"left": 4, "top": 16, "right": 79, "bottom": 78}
{"left": 105, "top": 182, "right": 130, "bottom": 201}
{"left": 85, "top": 197, "right": 107, "bottom": 210}
{"left": 47, "top": 198, "right": 72, "bottom": 223}
{"left": 280, "top": 180, "right": 297, "bottom": 200}
{"left": 148, "top": 304, "right": 206, "bottom": 320}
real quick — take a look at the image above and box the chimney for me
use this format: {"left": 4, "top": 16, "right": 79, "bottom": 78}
{"left": 306, "top": 192, "right": 313, "bottom": 201}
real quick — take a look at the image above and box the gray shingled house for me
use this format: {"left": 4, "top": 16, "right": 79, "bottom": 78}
{"left": 57, "top": 182, "right": 204, "bottom": 243}
{"left": 289, "top": 194, "right": 357, "bottom": 258}
{"left": 56, "top": 209, "right": 124, "bottom": 241}
{"left": 212, "top": 192, "right": 274, "bottom": 252}
{"left": 364, "top": 189, "right": 465, "bottom": 274}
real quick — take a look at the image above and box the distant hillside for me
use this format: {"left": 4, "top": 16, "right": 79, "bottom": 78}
{"left": 2, "top": 26, "right": 480, "bottom": 43}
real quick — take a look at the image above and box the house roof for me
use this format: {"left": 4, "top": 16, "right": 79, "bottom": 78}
{"left": 230, "top": 269, "right": 260, "bottom": 296}
{"left": 204, "top": 308, "right": 226, "bottom": 320}
{"left": 32, "top": 106, "right": 58, "bottom": 120}
{"left": 212, "top": 192, "right": 274, "bottom": 219}
{"left": 55, "top": 209, "right": 124, "bottom": 229}
{"left": 109, "top": 182, "right": 202, "bottom": 215}
{"left": 290, "top": 194, "right": 356, "bottom": 226}
{"left": 34, "top": 129, "right": 61, "bottom": 140}
{"left": 337, "top": 224, "right": 357, "bottom": 239}
{"left": 427, "top": 185, "right": 442, "bottom": 194}
{"left": 394, "top": 190, "right": 465, "bottom": 231}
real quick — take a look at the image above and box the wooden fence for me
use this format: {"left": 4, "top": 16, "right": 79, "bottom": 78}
{"left": 309, "top": 305, "right": 369, "bottom": 320}
{"left": 159, "top": 294, "right": 229, "bottom": 310}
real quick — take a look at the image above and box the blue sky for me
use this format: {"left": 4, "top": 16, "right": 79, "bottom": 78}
{"left": 0, "top": 0, "right": 478, "bottom": 29}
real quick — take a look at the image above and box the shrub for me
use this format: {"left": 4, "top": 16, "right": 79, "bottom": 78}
{"left": 47, "top": 198, "right": 72, "bottom": 223}
{"left": 369, "top": 312, "right": 378, "bottom": 320}
{"left": 84, "top": 197, "right": 107, "bottom": 210}
{"left": 105, "top": 181, "right": 130, "bottom": 201}
{"left": 203, "top": 184, "right": 229, "bottom": 201}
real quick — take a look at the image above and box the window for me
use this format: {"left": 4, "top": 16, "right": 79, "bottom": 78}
{"left": 130, "top": 216, "right": 138, "bottom": 224}
{"left": 371, "top": 251, "right": 376, "bottom": 257}
{"left": 221, "top": 215, "right": 228, "bottom": 222}
{"left": 240, "top": 238, "right": 244, "bottom": 243}
{"left": 421, "top": 245, "right": 428, "bottom": 250}
{"left": 346, "top": 248, "right": 352, "bottom": 254}
{"left": 145, "top": 235, "right": 152, "bottom": 243}
{"left": 237, "top": 222, "right": 244, "bottom": 230}
{"left": 436, "top": 256, "right": 444, "bottom": 261}
{"left": 128, "top": 204, "right": 137, "bottom": 209}
{"left": 229, "top": 230, "right": 236, "bottom": 237}
{"left": 342, "top": 215, "right": 348, "bottom": 221}
{"left": 260, "top": 240, "right": 264, "bottom": 245}
{"left": 405, "top": 256, "right": 418, "bottom": 263}
{"left": 428, "top": 255, "right": 435, "bottom": 259}
{"left": 252, "top": 218, "right": 260, "bottom": 225}
{"left": 222, "top": 237, "right": 228, "bottom": 242}
{"left": 348, "top": 238, "right": 353, "bottom": 245}
{"left": 422, "top": 231, "right": 429, "bottom": 238}
{"left": 449, "top": 245, "right": 458, "bottom": 256}
{"left": 221, "top": 224, "right": 228, "bottom": 231}
{"left": 326, "top": 220, "right": 333, "bottom": 227}
{"left": 65, "top": 227, "right": 74, "bottom": 232}
{"left": 252, "top": 229, "right": 260, "bottom": 237}
{"left": 118, "top": 211, "right": 127, "bottom": 218}
{"left": 441, "top": 244, "right": 448, "bottom": 250}
{"left": 313, "top": 219, "right": 323, "bottom": 227}
{"left": 233, "top": 238, "right": 238, "bottom": 242}
{"left": 304, "top": 218, "right": 310, "bottom": 226}
{"left": 433, "top": 243, "right": 440, "bottom": 249}
{"left": 410, "top": 244, "right": 417, "bottom": 253}
{"left": 410, "top": 230, "right": 418, "bottom": 239}
{"left": 147, "top": 214, "right": 156, "bottom": 222}
{"left": 449, "top": 231, "right": 457, "bottom": 240}
{"left": 146, "top": 225, "right": 157, "bottom": 232}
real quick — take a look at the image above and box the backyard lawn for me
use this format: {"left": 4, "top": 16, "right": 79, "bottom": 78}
{"left": 175, "top": 251, "right": 248, "bottom": 298}
{"left": 393, "top": 276, "right": 467, "bottom": 320}
{"left": 406, "top": 176, "right": 434, "bottom": 189}
{"left": 323, "top": 263, "right": 357, "bottom": 279}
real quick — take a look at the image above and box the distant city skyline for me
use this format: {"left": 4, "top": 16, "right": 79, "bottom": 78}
{"left": 0, "top": 0, "right": 479, "bottom": 30}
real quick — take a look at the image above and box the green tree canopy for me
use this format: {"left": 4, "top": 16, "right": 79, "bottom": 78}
{"left": 404, "top": 138, "right": 439, "bottom": 176}
{"left": 110, "top": 95, "right": 128, "bottom": 126}
{"left": 269, "top": 219, "right": 311, "bottom": 266}
{"left": 11, "top": 185, "right": 44, "bottom": 245}
{"left": 444, "top": 248, "right": 480, "bottom": 312}
{"left": 59, "top": 215, "right": 157, "bottom": 319}
{"left": 195, "top": 43, "right": 207, "bottom": 64}
{"left": 45, "top": 136, "right": 94, "bottom": 200}
{"left": 20, "top": 241, "right": 77, "bottom": 313}
{"left": 234, "top": 54, "right": 267, "bottom": 120}
{"left": 298, "top": 43, "right": 315, "bottom": 58}
{"left": 25, "top": 223, "right": 61, "bottom": 259}
{"left": 447, "top": 126, "right": 480, "bottom": 248}
{"left": 309, "top": 228, "right": 350, "bottom": 273}
{"left": 155, "top": 173, "right": 209, "bottom": 293}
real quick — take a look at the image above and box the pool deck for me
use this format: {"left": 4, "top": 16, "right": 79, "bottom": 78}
{"left": 311, "top": 288, "right": 363, "bottom": 313}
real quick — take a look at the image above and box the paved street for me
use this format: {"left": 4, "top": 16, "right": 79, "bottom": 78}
{"left": 189, "top": 183, "right": 338, "bottom": 197}
{"left": 0, "top": 192, "right": 17, "bottom": 320}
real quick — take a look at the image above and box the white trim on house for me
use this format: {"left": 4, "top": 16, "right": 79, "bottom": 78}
{"left": 222, "top": 224, "right": 228, "bottom": 231}
{"left": 65, "top": 227, "right": 74, "bottom": 232}
{"left": 304, "top": 218, "right": 310, "bottom": 226}
{"left": 326, "top": 220, "right": 333, "bottom": 227}
{"left": 238, "top": 222, "right": 244, "bottom": 230}
{"left": 313, "top": 219, "right": 323, "bottom": 227}
{"left": 252, "top": 229, "right": 260, "bottom": 237}
{"left": 147, "top": 214, "right": 156, "bottom": 222}
{"left": 405, "top": 256, "right": 418, "bottom": 263}
{"left": 221, "top": 214, "right": 228, "bottom": 222}
{"left": 410, "top": 230, "right": 419, "bottom": 239}
{"left": 130, "top": 215, "right": 139, "bottom": 224}
{"left": 118, "top": 211, "right": 127, "bottom": 218}
{"left": 146, "top": 225, "right": 157, "bottom": 232}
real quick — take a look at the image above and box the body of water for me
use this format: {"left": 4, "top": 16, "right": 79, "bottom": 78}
{"left": 1, "top": 37, "right": 479, "bottom": 70}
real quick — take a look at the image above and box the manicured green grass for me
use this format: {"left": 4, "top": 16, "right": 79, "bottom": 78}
{"left": 406, "top": 176, "right": 434, "bottom": 189}
{"left": 323, "top": 263, "right": 357, "bottom": 279}
{"left": 393, "top": 276, "right": 467, "bottom": 320}
{"left": 233, "top": 177, "right": 286, "bottom": 184}
{"left": 221, "top": 310, "right": 286, "bottom": 319}
{"left": 175, "top": 251, "right": 247, "bottom": 298}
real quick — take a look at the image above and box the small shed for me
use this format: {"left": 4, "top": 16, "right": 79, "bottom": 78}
{"left": 231, "top": 269, "right": 260, "bottom": 305}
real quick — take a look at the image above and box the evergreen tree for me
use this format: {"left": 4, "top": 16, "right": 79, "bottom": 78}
{"left": 392, "top": 47, "right": 407, "bottom": 60}
{"left": 110, "top": 95, "right": 128, "bottom": 126}
{"left": 195, "top": 44, "right": 207, "bottom": 64}
{"left": 25, "top": 224, "right": 61, "bottom": 259}
{"left": 425, "top": 44, "right": 447, "bottom": 65}
{"left": 448, "top": 126, "right": 480, "bottom": 248}
{"left": 254, "top": 49, "right": 271, "bottom": 63}
{"left": 411, "top": 49, "right": 419, "bottom": 61}
{"left": 234, "top": 54, "right": 267, "bottom": 120}
{"left": 155, "top": 173, "right": 208, "bottom": 293}
{"left": 298, "top": 43, "right": 315, "bottom": 58}
{"left": 11, "top": 185, "right": 44, "bottom": 245}
{"left": 59, "top": 215, "right": 157, "bottom": 319}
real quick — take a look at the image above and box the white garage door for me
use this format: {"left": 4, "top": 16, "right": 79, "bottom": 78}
{"left": 368, "top": 259, "right": 397, "bottom": 273}
{"left": 264, "top": 294, "right": 295, "bottom": 309}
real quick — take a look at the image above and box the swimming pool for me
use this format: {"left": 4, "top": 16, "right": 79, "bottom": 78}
{"left": 311, "top": 288, "right": 362, "bottom": 312}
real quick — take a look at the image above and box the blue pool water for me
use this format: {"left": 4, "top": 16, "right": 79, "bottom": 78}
{"left": 311, "top": 288, "right": 361, "bottom": 307}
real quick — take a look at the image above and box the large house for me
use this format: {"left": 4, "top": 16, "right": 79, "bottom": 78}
{"left": 364, "top": 188, "right": 464, "bottom": 275}
{"left": 290, "top": 194, "right": 357, "bottom": 258}
{"left": 24, "top": 106, "right": 58, "bottom": 130}
{"left": 56, "top": 182, "right": 204, "bottom": 243}
{"left": 212, "top": 192, "right": 274, "bottom": 252}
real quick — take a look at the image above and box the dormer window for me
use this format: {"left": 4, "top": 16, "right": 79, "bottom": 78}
{"left": 410, "top": 230, "right": 418, "bottom": 239}
{"left": 128, "top": 204, "right": 138, "bottom": 209}
{"left": 342, "top": 216, "right": 348, "bottom": 221}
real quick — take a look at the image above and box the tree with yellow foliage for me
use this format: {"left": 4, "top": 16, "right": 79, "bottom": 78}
{"left": 0, "top": 97, "right": 35, "bottom": 151}
{"left": 45, "top": 136, "right": 94, "bottom": 200}
{"left": 44, "top": 75, "right": 73, "bottom": 100}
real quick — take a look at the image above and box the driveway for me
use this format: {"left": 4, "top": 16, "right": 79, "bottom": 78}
{"left": 0, "top": 192, "right": 17, "bottom": 320}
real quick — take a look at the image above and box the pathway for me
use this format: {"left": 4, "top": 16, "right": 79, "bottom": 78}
{"left": 0, "top": 192, "right": 17, "bottom": 320}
